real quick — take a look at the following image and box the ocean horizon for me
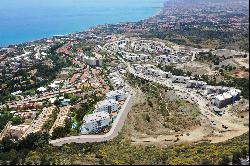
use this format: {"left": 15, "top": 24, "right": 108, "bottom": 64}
{"left": 0, "top": 0, "right": 165, "bottom": 47}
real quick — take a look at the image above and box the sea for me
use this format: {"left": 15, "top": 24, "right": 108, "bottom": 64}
{"left": 0, "top": 0, "right": 165, "bottom": 47}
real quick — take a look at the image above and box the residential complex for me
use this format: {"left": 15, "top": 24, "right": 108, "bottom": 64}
{"left": 94, "top": 99, "right": 119, "bottom": 114}
{"left": 80, "top": 111, "right": 111, "bottom": 134}
{"left": 81, "top": 52, "right": 103, "bottom": 67}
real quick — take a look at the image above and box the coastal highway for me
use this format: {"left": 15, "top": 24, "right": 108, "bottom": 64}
{"left": 50, "top": 91, "right": 135, "bottom": 146}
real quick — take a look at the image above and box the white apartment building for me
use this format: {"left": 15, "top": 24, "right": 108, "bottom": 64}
{"left": 106, "top": 90, "right": 128, "bottom": 101}
{"left": 94, "top": 99, "right": 119, "bottom": 113}
{"left": 80, "top": 111, "right": 111, "bottom": 134}
{"left": 214, "top": 88, "right": 241, "bottom": 108}
{"left": 117, "top": 40, "right": 128, "bottom": 46}
{"left": 82, "top": 52, "right": 103, "bottom": 67}
{"left": 171, "top": 76, "right": 190, "bottom": 83}
{"left": 142, "top": 65, "right": 172, "bottom": 79}
{"left": 144, "top": 67, "right": 161, "bottom": 77}
{"left": 110, "top": 76, "right": 124, "bottom": 87}
{"left": 132, "top": 64, "right": 143, "bottom": 73}
{"left": 186, "top": 80, "right": 207, "bottom": 89}
{"left": 160, "top": 71, "right": 173, "bottom": 78}
{"left": 119, "top": 51, "right": 150, "bottom": 61}
{"left": 206, "top": 86, "right": 230, "bottom": 95}
{"left": 156, "top": 55, "right": 180, "bottom": 64}
{"left": 180, "top": 56, "right": 190, "bottom": 62}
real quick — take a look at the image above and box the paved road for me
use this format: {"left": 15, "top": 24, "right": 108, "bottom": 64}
{"left": 50, "top": 91, "right": 135, "bottom": 146}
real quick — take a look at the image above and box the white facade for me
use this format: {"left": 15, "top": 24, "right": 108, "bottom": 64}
{"left": 186, "top": 80, "right": 207, "bottom": 89}
{"left": 206, "top": 85, "right": 217, "bottom": 94}
{"left": 81, "top": 52, "right": 103, "bottom": 67}
{"left": 206, "top": 86, "right": 229, "bottom": 94}
{"left": 133, "top": 64, "right": 143, "bottom": 73}
{"left": 144, "top": 67, "right": 160, "bottom": 77}
{"left": 214, "top": 88, "right": 241, "bottom": 108}
{"left": 37, "top": 87, "right": 47, "bottom": 92}
{"left": 83, "top": 56, "right": 103, "bottom": 67}
{"left": 95, "top": 99, "right": 119, "bottom": 113}
{"left": 81, "top": 111, "right": 111, "bottom": 134}
{"left": 171, "top": 76, "right": 190, "bottom": 83}
{"left": 106, "top": 90, "right": 127, "bottom": 101}
{"left": 110, "top": 76, "right": 124, "bottom": 87}
{"left": 119, "top": 51, "right": 150, "bottom": 61}
{"left": 157, "top": 55, "right": 179, "bottom": 64}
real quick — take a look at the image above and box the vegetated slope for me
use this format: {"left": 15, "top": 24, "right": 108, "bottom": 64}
{"left": 123, "top": 73, "right": 201, "bottom": 142}
{"left": 0, "top": 129, "right": 248, "bottom": 165}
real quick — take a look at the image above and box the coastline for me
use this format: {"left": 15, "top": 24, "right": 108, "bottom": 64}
{"left": 0, "top": 1, "right": 165, "bottom": 48}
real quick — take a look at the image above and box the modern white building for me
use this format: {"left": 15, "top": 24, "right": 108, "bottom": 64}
{"left": 160, "top": 71, "right": 173, "bottom": 78}
{"left": 94, "top": 99, "right": 119, "bottom": 113}
{"left": 106, "top": 90, "right": 128, "bottom": 101}
{"left": 141, "top": 64, "right": 172, "bottom": 79}
{"left": 82, "top": 52, "right": 103, "bottom": 67}
{"left": 144, "top": 67, "right": 160, "bottom": 77}
{"left": 156, "top": 55, "right": 179, "bottom": 64}
{"left": 37, "top": 87, "right": 47, "bottom": 93}
{"left": 214, "top": 88, "right": 241, "bottom": 108}
{"left": 11, "top": 90, "right": 22, "bottom": 96}
{"left": 48, "top": 80, "right": 62, "bottom": 90}
{"left": 206, "top": 85, "right": 217, "bottom": 94}
{"left": 171, "top": 76, "right": 190, "bottom": 83}
{"left": 132, "top": 64, "right": 143, "bottom": 73}
{"left": 186, "top": 80, "right": 207, "bottom": 89}
{"left": 80, "top": 111, "right": 111, "bottom": 134}
{"left": 110, "top": 76, "right": 124, "bottom": 87}
{"left": 118, "top": 51, "right": 150, "bottom": 61}
{"left": 206, "top": 86, "right": 230, "bottom": 95}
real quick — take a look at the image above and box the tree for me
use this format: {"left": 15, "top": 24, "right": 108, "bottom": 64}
{"left": 201, "top": 159, "right": 213, "bottom": 165}
{"left": 145, "top": 114, "right": 151, "bottom": 122}
{"left": 218, "top": 155, "right": 230, "bottom": 165}
{"left": 11, "top": 116, "right": 24, "bottom": 126}
{"left": 241, "top": 147, "right": 248, "bottom": 159}
{"left": 232, "top": 151, "right": 241, "bottom": 165}
{"left": 18, "top": 133, "right": 39, "bottom": 150}
{"left": 0, "top": 149, "right": 18, "bottom": 164}
{"left": 51, "top": 127, "right": 66, "bottom": 139}
{"left": 219, "top": 69, "right": 224, "bottom": 73}
{"left": 1, "top": 138, "right": 16, "bottom": 152}
{"left": 228, "top": 66, "right": 233, "bottom": 71}
{"left": 36, "top": 133, "right": 50, "bottom": 148}
{"left": 64, "top": 118, "right": 72, "bottom": 134}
